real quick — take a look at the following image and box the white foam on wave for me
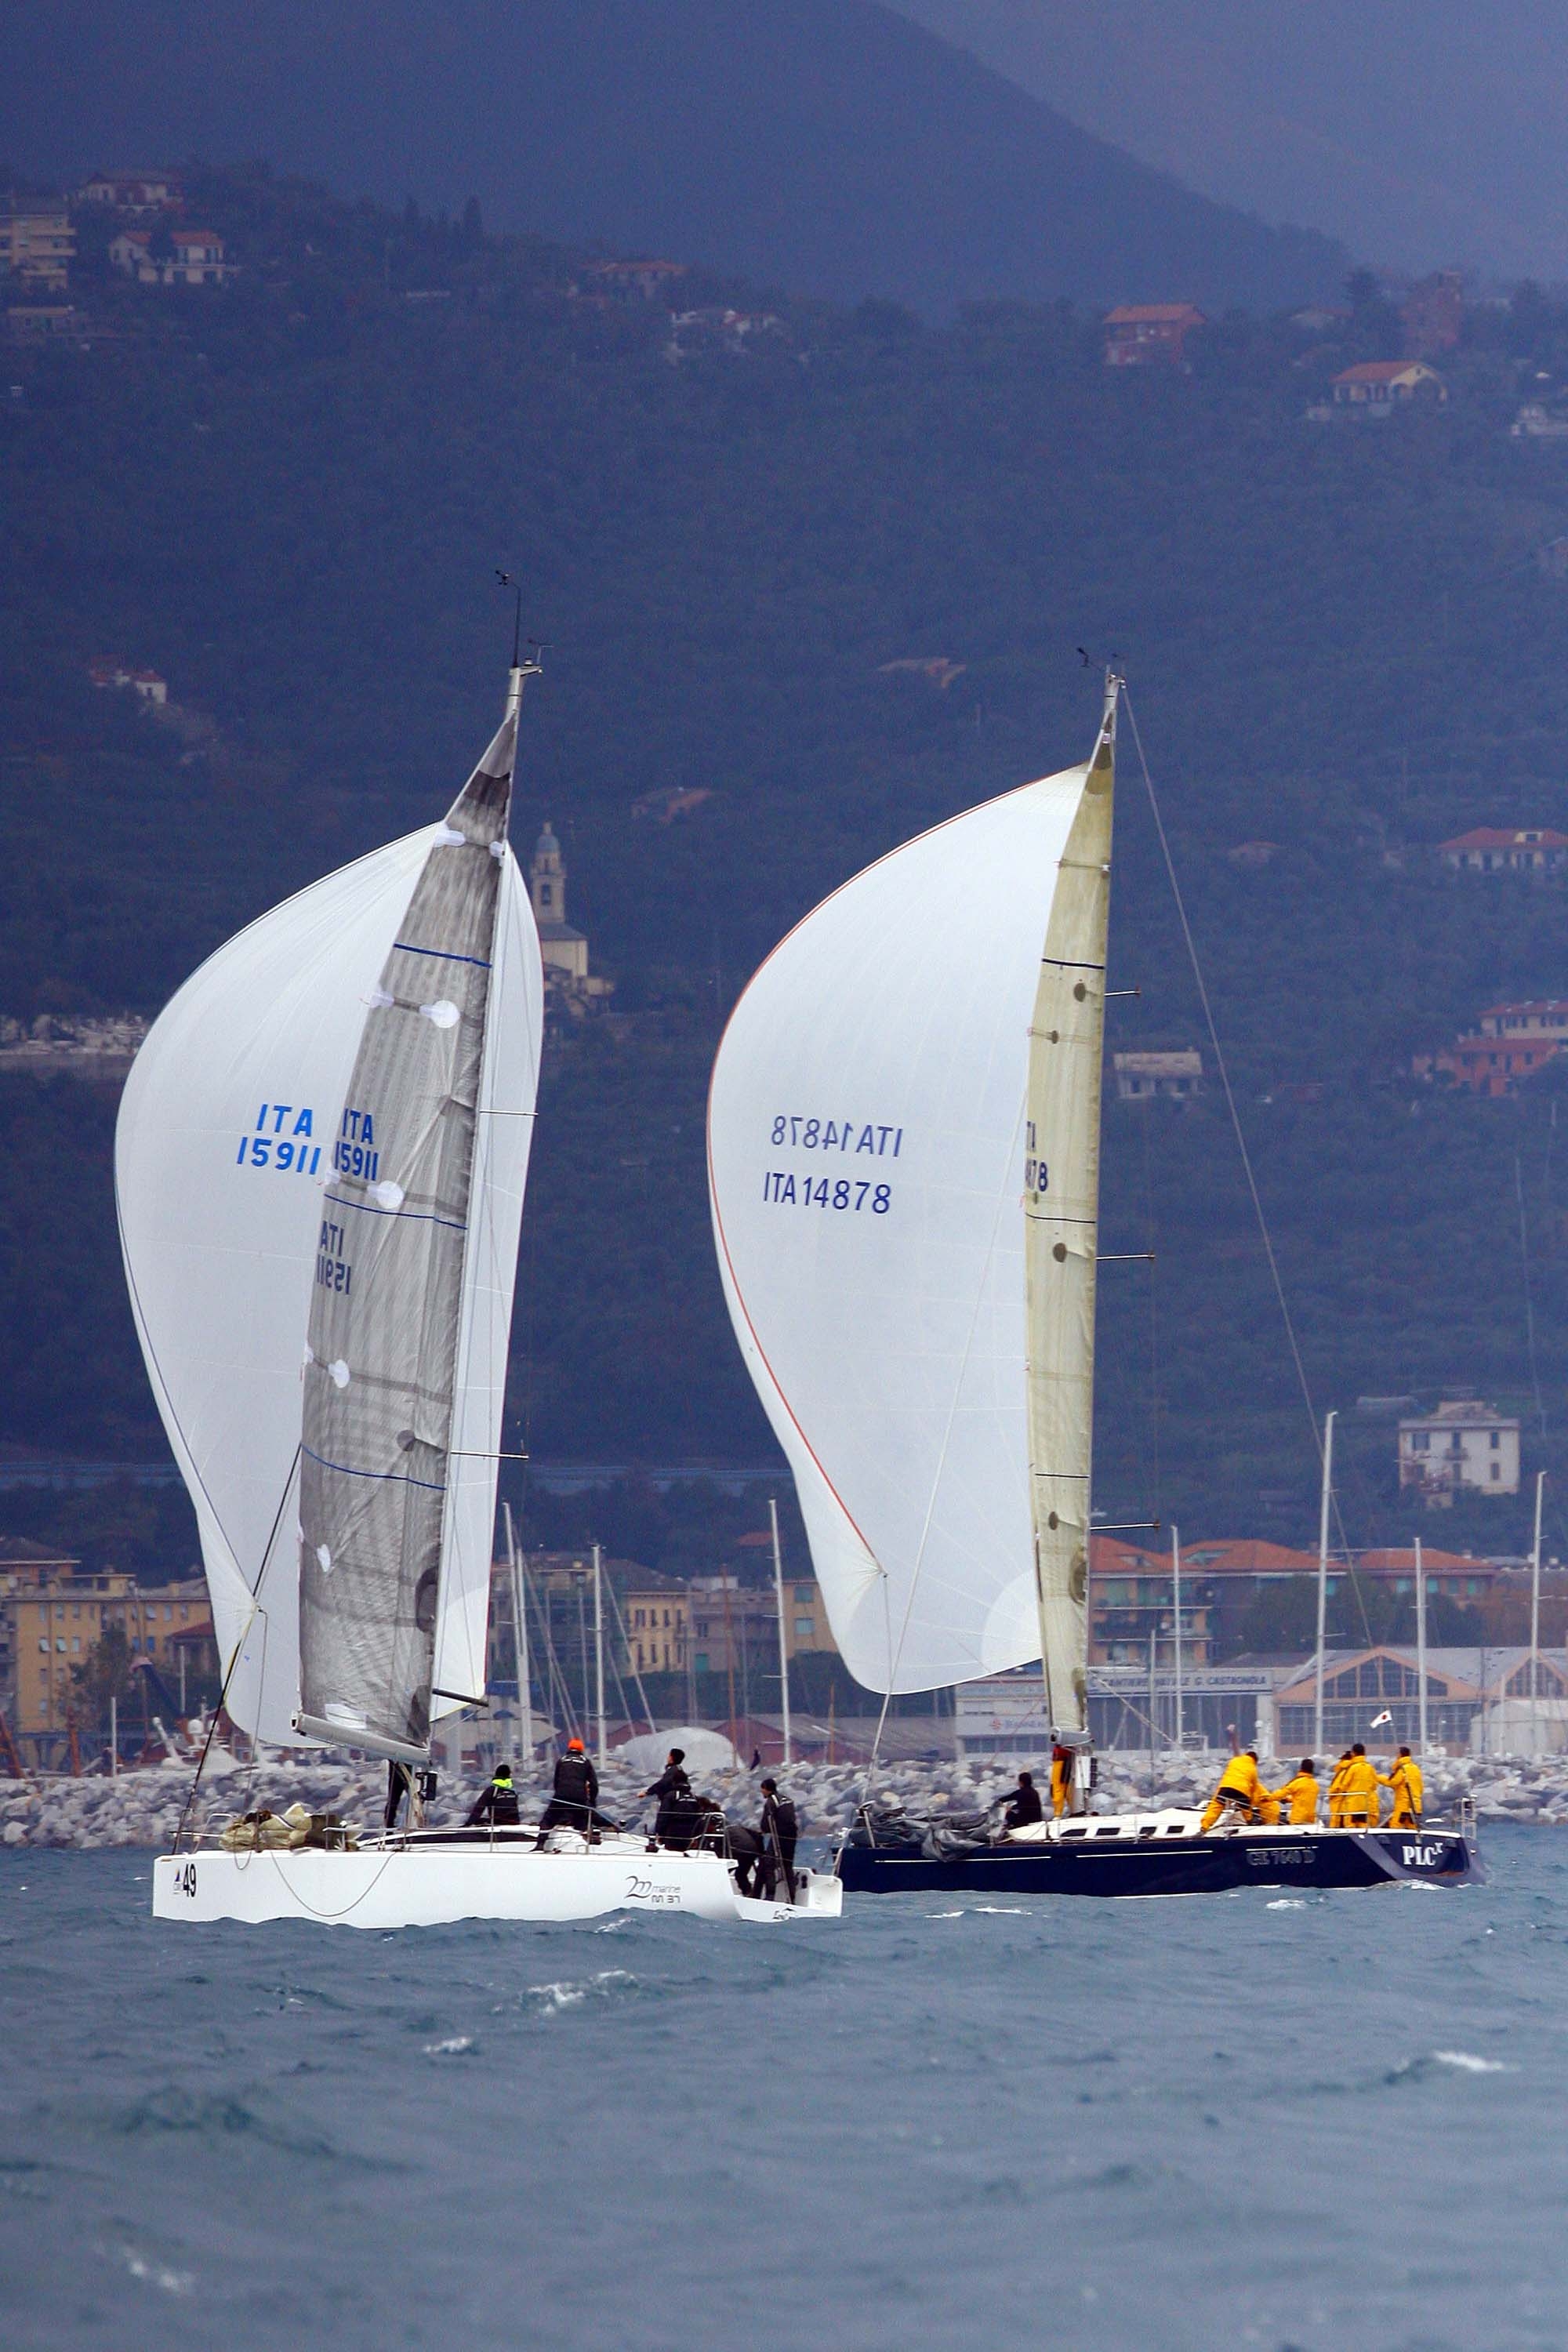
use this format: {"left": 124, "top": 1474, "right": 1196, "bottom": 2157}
{"left": 123, "top": 2249, "right": 193, "bottom": 2296}
{"left": 423, "top": 2034, "right": 474, "bottom": 2056}
{"left": 1266, "top": 1898, "right": 1307, "bottom": 1911}
{"left": 1432, "top": 2049, "right": 1515, "bottom": 2074}
{"left": 924, "top": 1905, "right": 1027, "bottom": 1918}
{"left": 526, "top": 1968, "right": 634, "bottom": 2016}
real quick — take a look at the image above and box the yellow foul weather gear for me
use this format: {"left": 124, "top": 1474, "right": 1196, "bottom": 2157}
{"left": 1272, "top": 1771, "right": 1320, "bottom": 1825}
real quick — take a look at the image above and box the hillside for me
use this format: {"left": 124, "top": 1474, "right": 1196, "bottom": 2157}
{"left": 9, "top": 171, "right": 1568, "bottom": 1564}
{"left": 0, "top": 0, "right": 1346, "bottom": 316}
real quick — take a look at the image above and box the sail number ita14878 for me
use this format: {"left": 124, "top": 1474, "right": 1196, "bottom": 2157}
{"left": 763, "top": 1172, "right": 891, "bottom": 1212}
{"left": 761, "top": 1114, "right": 902, "bottom": 1214}
{"left": 769, "top": 1116, "right": 902, "bottom": 1156}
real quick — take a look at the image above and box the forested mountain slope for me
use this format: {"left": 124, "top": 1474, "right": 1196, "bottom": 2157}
{"left": 7, "top": 172, "right": 1568, "bottom": 1554}
{"left": 1, "top": 0, "right": 1345, "bottom": 315}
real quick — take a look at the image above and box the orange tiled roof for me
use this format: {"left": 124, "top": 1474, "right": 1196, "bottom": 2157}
{"left": 1105, "top": 303, "right": 1205, "bottom": 325}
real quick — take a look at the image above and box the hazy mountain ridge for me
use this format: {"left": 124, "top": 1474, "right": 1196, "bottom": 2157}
{"left": 1, "top": 0, "right": 1347, "bottom": 315}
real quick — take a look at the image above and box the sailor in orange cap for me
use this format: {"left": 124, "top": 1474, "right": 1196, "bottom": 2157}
{"left": 534, "top": 1733, "right": 603, "bottom": 1846}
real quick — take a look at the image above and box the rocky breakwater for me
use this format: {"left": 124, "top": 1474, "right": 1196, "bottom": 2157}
{"left": 9, "top": 1744, "right": 1568, "bottom": 1852}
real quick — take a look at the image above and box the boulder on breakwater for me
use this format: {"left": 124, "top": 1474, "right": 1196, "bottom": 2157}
{"left": 5, "top": 1743, "right": 1568, "bottom": 1849}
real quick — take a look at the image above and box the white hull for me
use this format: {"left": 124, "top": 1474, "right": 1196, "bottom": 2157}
{"left": 151, "top": 1835, "right": 843, "bottom": 1930}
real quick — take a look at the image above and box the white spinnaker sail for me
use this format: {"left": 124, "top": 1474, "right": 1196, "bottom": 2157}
{"left": 708, "top": 760, "right": 1095, "bottom": 1695}
{"left": 117, "top": 705, "right": 543, "bottom": 1748}
{"left": 118, "top": 828, "right": 449, "bottom": 1743}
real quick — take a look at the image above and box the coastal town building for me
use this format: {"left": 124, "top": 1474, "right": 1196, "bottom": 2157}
{"left": 528, "top": 822, "right": 612, "bottom": 1007}
{"left": 4, "top": 1573, "right": 210, "bottom": 1764}
{"left": 75, "top": 171, "right": 181, "bottom": 215}
{"left": 623, "top": 1581, "right": 689, "bottom": 1676}
{"left": 1438, "top": 827, "right": 1568, "bottom": 875}
{"left": 1400, "top": 269, "right": 1465, "bottom": 358}
{"left": 89, "top": 655, "right": 168, "bottom": 703}
{"left": 1514, "top": 405, "right": 1568, "bottom": 442}
{"left": 0, "top": 207, "right": 74, "bottom": 290}
{"left": 1112, "top": 1049, "right": 1203, "bottom": 1102}
{"left": 0, "top": 1013, "right": 148, "bottom": 1081}
{"left": 1413, "top": 1001, "right": 1568, "bottom": 1094}
{"left": 110, "top": 227, "right": 231, "bottom": 286}
{"left": 1328, "top": 359, "right": 1446, "bottom": 412}
{"left": 1102, "top": 303, "right": 1206, "bottom": 366}
{"left": 585, "top": 257, "right": 687, "bottom": 303}
{"left": 1398, "top": 1399, "right": 1520, "bottom": 1504}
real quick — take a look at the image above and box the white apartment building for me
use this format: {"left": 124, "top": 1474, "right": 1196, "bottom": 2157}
{"left": 1398, "top": 1399, "right": 1520, "bottom": 1505}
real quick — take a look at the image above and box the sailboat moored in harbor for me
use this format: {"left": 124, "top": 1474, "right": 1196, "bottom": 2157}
{"left": 707, "top": 674, "right": 1478, "bottom": 1899}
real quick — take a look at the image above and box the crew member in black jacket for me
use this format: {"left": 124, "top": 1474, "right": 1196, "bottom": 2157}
{"left": 466, "top": 1761, "right": 521, "bottom": 1829}
{"left": 758, "top": 1777, "right": 798, "bottom": 1901}
{"left": 535, "top": 1738, "right": 608, "bottom": 1845}
{"left": 1001, "top": 1770, "right": 1044, "bottom": 1831}
{"left": 644, "top": 1748, "right": 692, "bottom": 1843}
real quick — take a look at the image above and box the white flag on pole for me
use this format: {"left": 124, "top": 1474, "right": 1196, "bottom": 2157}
{"left": 1369, "top": 1709, "right": 1394, "bottom": 1729}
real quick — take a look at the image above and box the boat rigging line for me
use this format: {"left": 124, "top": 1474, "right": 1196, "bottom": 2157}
{"left": 1123, "top": 688, "right": 1374, "bottom": 1642}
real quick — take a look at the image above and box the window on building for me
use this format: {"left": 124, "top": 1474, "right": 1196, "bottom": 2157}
{"left": 794, "top": 1585, "right": 812, "bottom": 1602}
{"left": 55, "top": 1638, "right": 66, "bottom": 1653}
{"left": 37, "top": 1639, "right": 47, "bottom": 1653}
{"left": 793, "top": 1617, "right": 814, "bottom": 1639}
{"left": 71, "top": 1637, "right": 80, "bottom": 1653}
{"left": 1490, "top": 1465, "right": 1500, "bottom": 1482}
{"left": 1490, "top": 1431, "right": 1500, "bottom": 1450}
{"left": 695, "top": 1653, "right": 710, "bottom": 1675}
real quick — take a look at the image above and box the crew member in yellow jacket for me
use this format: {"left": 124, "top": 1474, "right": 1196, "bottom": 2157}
{"left": 1339, "top": 1743, "right": 1381, "bottom": 1827}
{"left": 1380, "top": 1746, "right": 1423, "bottom": 1828}
{"left": 1049, "top": 1740, "right": 1074, "bottom": 1820}
{"left": 1269, "top": 1760, "right": 1320, "bottom": 1825}
{"left": 1327, "top": 1750, "right": 1354, "bottom": 1828}
{"left": 1200, "top": 1748, "right": 1265, "bottom": 1832}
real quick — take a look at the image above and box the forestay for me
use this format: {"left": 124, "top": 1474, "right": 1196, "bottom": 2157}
{"left": 708, "top": 718, "right": 1109, "bottom": 1697}
{"left": 117, "top": 687, "right": 543, "bottom": 1752}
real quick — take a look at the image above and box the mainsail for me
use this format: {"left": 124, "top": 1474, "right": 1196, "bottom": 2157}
{"left": 707, "top": 686, "right": 1116, "bottom": 1719}
{"left": 117, "top": 676, "right": 544, "bottom": 1753}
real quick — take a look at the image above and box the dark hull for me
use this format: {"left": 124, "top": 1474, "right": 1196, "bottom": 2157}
{"left": 838, "top": 1825, "right": 1479, "bottom": 1899}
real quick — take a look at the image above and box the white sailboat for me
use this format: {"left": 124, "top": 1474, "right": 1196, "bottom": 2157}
{"left": 709, "top": 677, "right": 1476, "bottom": 1896}
{"left": 120, "top": 663, "right": 838, "bottom": 1929}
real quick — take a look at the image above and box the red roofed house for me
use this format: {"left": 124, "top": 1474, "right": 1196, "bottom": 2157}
{"left": 169, "top": 230, "right": 229, "bottom": 285}
{"left": 1103, "top": 303, "right": 1207, "bottom": 367}
{"left": 1414, "top": 1001, "right": 1568, "bottom": 1094}
{"left": 1331, "top": 359, "right": 1446, "bottom": 410}
{"left": 1439, "top": 826, "right": 1568, "bottom": 875}
{"left": 76, "top": 171, "right": 181, "bottom": 214}
{"left": 111, "top": 228, "right": 230, "bottom": 286}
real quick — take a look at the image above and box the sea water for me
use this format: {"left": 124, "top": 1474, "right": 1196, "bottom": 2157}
{"left": 2, "top": 1829, "right": 1565, "bottom": 2352}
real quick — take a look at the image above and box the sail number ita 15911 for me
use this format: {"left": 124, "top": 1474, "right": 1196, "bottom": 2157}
{"left": 237, "top": 1102, "right": 321, "bottom": 1176}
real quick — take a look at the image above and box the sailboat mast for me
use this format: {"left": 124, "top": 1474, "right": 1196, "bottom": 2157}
{"left": 593, "top": 1542, "right": 607, "bottom": 1766}
{"left": 771, "top": 1497, "right": 793, "bottom": 1766}
{"left": 1024, "top": 671, "right": 1120, "bottom": 1744}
